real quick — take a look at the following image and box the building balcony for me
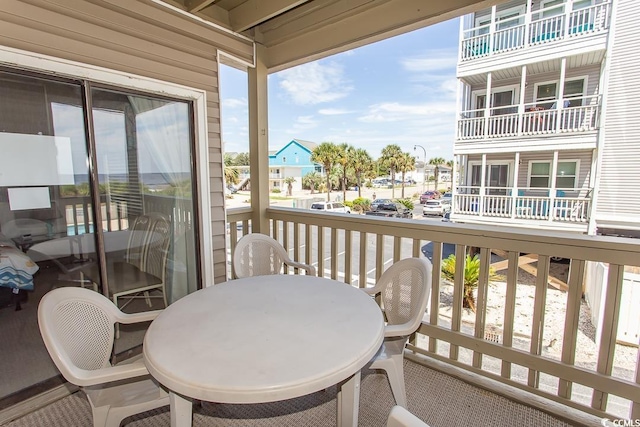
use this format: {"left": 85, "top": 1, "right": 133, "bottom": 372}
{"left": 459, "top": 2, "right": 612, "bottom": 65}
{"left": 451, "top": 187, "right": 592, "bottom": 231}
{"left": 456, "top": 95, "right": 600, "bottom": 145}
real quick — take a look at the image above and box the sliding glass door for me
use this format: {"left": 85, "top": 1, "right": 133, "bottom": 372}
{"left": 0, "top": 68, "right": 200, "bottom": 406}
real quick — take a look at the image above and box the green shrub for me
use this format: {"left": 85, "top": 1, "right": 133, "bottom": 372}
{"left": 271, "top": 188, "right": 281, "bottom": 193}
{"left": 352, "top": 197, "right": 371, "bottom": 212}
{"left": 343, "top": 201, "right": 354, "bottom": 208}
{"left": 441, "top": 254, "right": 496, "bottom": 312}
{"left": 396, "top": 198, "right": 414, "bottom": 210}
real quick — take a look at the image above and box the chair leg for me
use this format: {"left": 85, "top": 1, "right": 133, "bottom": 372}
{"left": 112, "top": 295, "right": 120, "bottom": 340}
{"left": 91, "top": 404, "right": 110, "bottom": 427}
{"left": 144, "top": 291, "right": 152, "bottom": 307}
{"left": 385, "top": 354, "right": 407, "bottom": 408}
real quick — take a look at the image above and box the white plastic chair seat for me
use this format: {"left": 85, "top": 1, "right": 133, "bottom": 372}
{"left": 233, "top": 233, "right": 316, "bottom": 278}
{"left": 364, "top": 258, "right": 432, "bottom": 408}
{"left": 38, "top": 287, "right": 169, "bottom": 427}
{"left": 387, "top": 405, "right": 431, "bottom": 427}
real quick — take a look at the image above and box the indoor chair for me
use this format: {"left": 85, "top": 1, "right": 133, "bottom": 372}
{"left": 364, "top": 257, "right": 432, "bottom": 408}
{"left": 232, "top": 233, "right": 316, "bottom": 278}
{"left": 38, "top": 287, "right": 169, "bottom": 427}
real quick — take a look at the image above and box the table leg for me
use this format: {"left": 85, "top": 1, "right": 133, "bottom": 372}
{"left": 170, "top": 392, "right": 193, "bottom": 427}
{"left": 337, "top": 370, "right": 361, "bottom": 427}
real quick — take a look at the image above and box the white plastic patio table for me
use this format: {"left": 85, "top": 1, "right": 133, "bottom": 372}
{"left": 143, "top": 274, "right": 385, "bottom": 427}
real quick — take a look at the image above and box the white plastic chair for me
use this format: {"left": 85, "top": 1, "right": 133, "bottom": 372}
{"left": 364, "top": 257, "right": 432, "bottom": 408}
{"left": 38, "top": 287, "right": 169, "bottom": 427}
{"left": 232, "top": 233, "right": 316, "bottom": 278}
{"left": 387, "top": 405, "right": 431, "bottom": 427}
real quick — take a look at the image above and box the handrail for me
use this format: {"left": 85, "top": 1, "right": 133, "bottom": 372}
{"left": 227, "top": 205, "right": 640, "bottom": 419}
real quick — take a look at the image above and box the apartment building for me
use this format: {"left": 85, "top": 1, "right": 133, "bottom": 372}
{"left": 451, "top": 0, "right": 640, "bottom": 237}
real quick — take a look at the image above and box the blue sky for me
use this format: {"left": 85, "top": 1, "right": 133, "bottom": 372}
{"left": 219, "top": 17, "right": 460, "bottom": 162}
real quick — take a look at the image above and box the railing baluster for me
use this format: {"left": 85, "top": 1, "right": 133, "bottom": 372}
{"left": 501, "top": 251, "right": 519, "bottom": 379}
{"left": 305, "top": 224, "right": 312, "bottom": 273}
{"left": 428, "top": 241, "right": 442, "bottom": 354}
{"left": 450, "top": 245, "right": 466, "bottom": 361}
{"left": 393, "top": 236, "right": 401, "bottom": 262}
{"left": 317, "top": 226, "right": 324, "bottom": 278}
{"left": 345, "top": 230, "right": 352, "bottom": 285}
{"left": 591, "top": 263, "right": 625, "bottom": 411}
{"left": 528, "top": 255, "right": 550, "bottom": 388}
{"left": 473, "top": 247, "right": 491, "bottom": 368}
{"left": 559, "top": 259, "right": 586, "bottom": 399}
{"left": 375, "top": 234, "right": 384, "bottom": 281}
{"left": 359, "top": 232, "right": 367, "bottom": 288}
{"left": 331, "top": 228, "right": 338, "bottom": 280}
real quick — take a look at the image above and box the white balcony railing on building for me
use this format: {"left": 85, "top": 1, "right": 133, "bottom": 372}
{"left": 454, "top": 187, "right": 591, "bottom": 223}
{"left": 226, "top": 206, "right": 640, "bottom": 421}
{"left": 460, "top": 2, "right": 612, "bottom": 61}
{"left": 457, "top": 95, "right": 600, "bottom": 141}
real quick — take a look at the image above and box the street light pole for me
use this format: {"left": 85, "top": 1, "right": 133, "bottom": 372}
{"left": 414, "top": 144, "right": 427, "bottom": 193}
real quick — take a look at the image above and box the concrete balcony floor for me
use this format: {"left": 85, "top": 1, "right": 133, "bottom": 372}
{"left": 6, "top": 358, "right": 582, "bottom": 427}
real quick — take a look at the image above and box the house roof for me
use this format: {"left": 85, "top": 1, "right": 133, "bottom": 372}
{"left": 270, "top": 139, "right": 318, "bottom": 158}
{"left": 153, "top": 0, "right": 494, "bottom": 72}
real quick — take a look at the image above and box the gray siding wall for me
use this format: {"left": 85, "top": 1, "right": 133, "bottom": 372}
{"left": 596, "top": 0, "right": 640, "bottom": 224}
{"left": 466, "top": 150, "right": 594, "bottom": 195}
{"left": 0, "top": 0, "right": 251, "bottom": 283}
{"left": 467, "top": 65, "right": 601, "bottom": 108}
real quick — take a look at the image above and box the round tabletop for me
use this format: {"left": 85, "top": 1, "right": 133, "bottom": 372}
{"left": 143, "top": 275, "right": 384, "bottom": 403}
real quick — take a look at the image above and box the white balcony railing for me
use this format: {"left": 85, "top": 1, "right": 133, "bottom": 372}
{"left": 454, "top": 187, "right": 591, "bottom": 223}
{"left": 460, "top": 2, "right": 612, "bottom": 61}
{"left": 227, "top": 206, "right": 639, "bottom": 421}
{"left": 457, "top": 95, "right": 600, "bottom": 141}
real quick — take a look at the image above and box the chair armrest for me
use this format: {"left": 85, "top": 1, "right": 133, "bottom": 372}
{"left": 115, "top": 310, "right": 163, "bottom": 324}
{"left": 384, "top": 319, "right": 423, "bottom": 338}
{"left": 285, "top": 260, "right": 317, "bottom": 276}
{"left": 73, "top": 361, "right": 150, "bottom": 387}
{"left": 362, "top": 286, "right": 378, "bottom": 296}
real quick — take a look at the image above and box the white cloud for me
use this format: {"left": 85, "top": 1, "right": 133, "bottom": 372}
{"left": 401, "top": 49, "right": 458, "bottom": 72}
{"left": 277, "top": 61, "right": 352, "bottom": 105}
{"left": 285, "top": 115, "right": 319, "bottom": 135}
{"left": 318, "top": 108, "right": 355, "bottom": 115}
{"left": 358, "top": 101, "right": 456, "bottom": 123}
{"left": 222, "top": 97, "right": 247, "bottom": 109}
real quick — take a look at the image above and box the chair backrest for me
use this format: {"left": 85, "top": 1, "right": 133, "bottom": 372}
{"left": 376, "top": 258, "right": 432, "bottom": 337}
{"left": 126, "top": 213, "right": 171, "bottom": 280}
{"left": 233, "top": 233, "right": 290, "bottom": 278}
{"left": 38, "top": 287, "right": 121, "bottom": 385}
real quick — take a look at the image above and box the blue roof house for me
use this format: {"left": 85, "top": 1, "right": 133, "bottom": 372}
{"left": 268, "top": 139, "right": 322, "bottom": 192}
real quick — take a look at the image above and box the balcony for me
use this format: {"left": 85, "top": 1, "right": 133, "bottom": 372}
{"left": 457, "top": 95, "right": 600, "bottom": 143}
{"left": 224, "top": 206, "right": 639, "bottom": 424}
{"left": 452, "top": 187, "right": 592, "bottom": 230}
{"left": 460, "top": 3, "right": 612, "bottom": 63}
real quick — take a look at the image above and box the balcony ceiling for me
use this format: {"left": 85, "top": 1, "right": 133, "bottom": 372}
{"left": 163, "top": 0, "right": 499, "bottom": 72}
{"left": 461, "top": 50, "right": 607, "bottom": 86}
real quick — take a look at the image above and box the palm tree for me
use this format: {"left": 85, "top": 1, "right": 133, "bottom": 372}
{"left": 397, "top": 152, "right": 416, "bottom": 199}
{"left": 429, "top": 157, "right": 446, "bottom": 191}
{"left": 379, "top": 144, "right": 403, "bottom": 199}
{"left": 336, "top": 143, "right": 353, "bottom": 203}
{"left": 311, "top": 142, "right": 339, "bottom": 201}
{"left": 302, "top": 172, "right": 323, "bottom": 194}
{"left": 223, "top": 153, "right": 239, "bottom": 187}
{"left": 284, "top": 176, "right": 296, "bottom": 197}
{"left": 350, "top": 148, "right": 373, "bottom": 198}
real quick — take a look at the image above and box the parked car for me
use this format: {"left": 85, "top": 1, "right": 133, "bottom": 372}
{"left": 422, "top": 199, "right": 451, "bottom": 217}
{"left": 441, "top": 192, "right": 452, "bottom": 202}
{"left": 365, "top": 203, "right": 412, "bottom": 218}
{"left": 310, "top": 202, "right": 351, "bottom": 214}
{"left": 419, "top": 191, "right": 441, "bottom": 204}
{"left": 370, "top": 198, "right": 395, "bottom": 211}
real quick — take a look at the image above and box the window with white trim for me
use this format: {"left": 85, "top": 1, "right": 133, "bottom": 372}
{"left": 529, "top": 161, "right": 578, "bottom": 188}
